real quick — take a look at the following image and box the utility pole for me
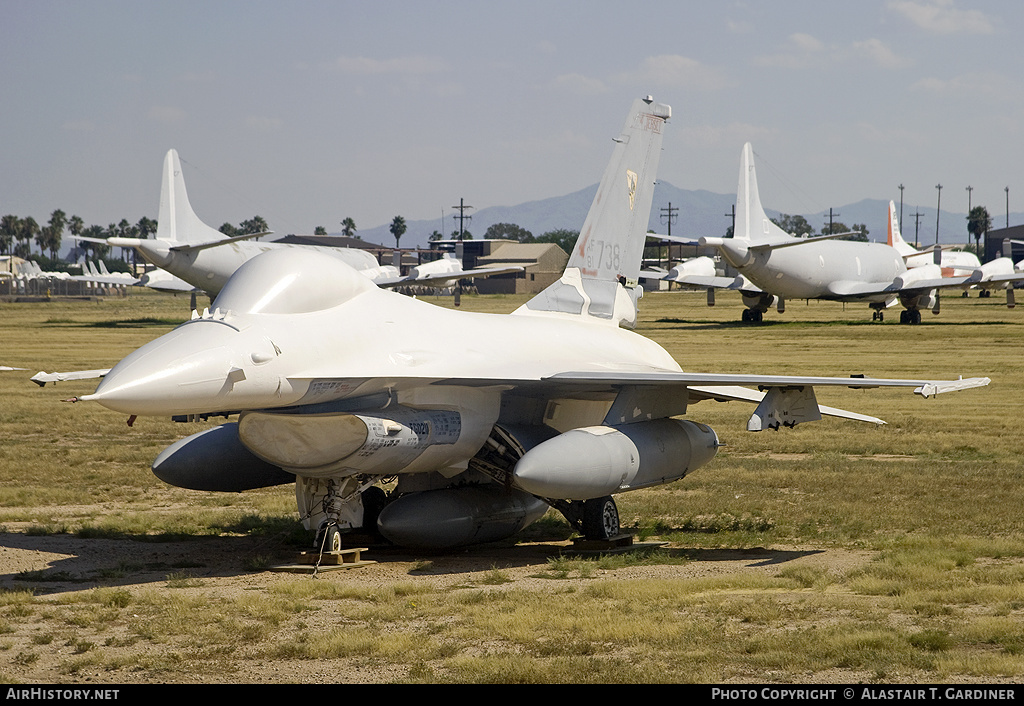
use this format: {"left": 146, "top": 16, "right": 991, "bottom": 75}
{"left": 660, "top": 202, "right": 679, "bottom": 266}
{"left": 935, "top": 184, "right": 943, "bottom": 245}
{"left": 966, "top": 186, "right": 973, "bottom": 248}
{"left": 1006, "top": 186, "right": 1010, "bottom": 228}
{"left": 660, "top": 202, "right": 678, "bottom": 237}
{"left": 898, "top": 184, "right": 904, "bottom": 232}
{"left": 824, "top": 208, "right": 840, "bottom": 234}
{"left": 451, "top": 198, "right": 473, "bottom": 241}
{"left": 912, "top": 210, "right": 924, "bottom": 248}
{"left": 725, "top": 204, "right": 735, "bottom": 237}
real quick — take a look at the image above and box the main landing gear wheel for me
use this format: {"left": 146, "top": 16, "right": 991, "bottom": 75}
{"left": 581, "top": 496, "right": 620, "bottom": 540}
{"left": 361, "top": 486, "right": 388, "bottom": 539}
{"left": 899, "top": 309, "right": 922, "bottom": 325}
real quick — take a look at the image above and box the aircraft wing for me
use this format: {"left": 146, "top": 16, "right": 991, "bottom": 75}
{"left": 977, "top": 272, "right": 1024, "bottom": 287}
{"left": 375, "top": 265, "right": 524, "bottom": 288}
{"left": 540, "top": 370, "right": 989, "bottom": 431}
{"left": 827, "top": 271, "right": 982, "bottom": 298}
{"left": 71, "top": 268, "right": 199, "bottom": 293}
{"left": 280, "top": 369, "right": 988, "bottom": 432}
{"left": 641, "top": 269, "right": 763, "bottom": 293}
{"left": 667, "top": 274, "right": 761, "bottom": 291}
{"left": 685, "top": 384, "right": 886, "bottom": 425}
{"left": 540, "top": 370, "right": 989, "bottom": 397}
{"left": 136, "top": 271, "right": 201, "bottom": 293}
{"left": 70, "top": 273, "right": 142, "bottom": 286}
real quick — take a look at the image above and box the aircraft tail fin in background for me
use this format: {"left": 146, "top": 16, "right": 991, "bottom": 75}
{"left": 887, "top": 200, "right": 917, "bottom": 256}
{"left": 518, "top": 97, "right": 670, "bottom": 327}
{"left": 154, "top": 149, "right": 228, "bottom": 246}
{"left": 734, "top": 142, "right": 792, "bottom": 244}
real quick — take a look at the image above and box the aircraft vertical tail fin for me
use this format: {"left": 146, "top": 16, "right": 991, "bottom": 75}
{"left": 154, "top": 149, "right": 228, "bottom": 246}
{"left": 734, "top": 142, "right": 791, "bottom": 243}
{"left": 887, "top": 200, "right": 917, "bottom": 256}
{"left": 517, "top": 97, "right": 670, "bottom": 327}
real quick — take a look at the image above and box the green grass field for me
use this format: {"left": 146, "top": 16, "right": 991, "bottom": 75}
{"left": 0, "top": 286, "right": 1022, "bottom": 683}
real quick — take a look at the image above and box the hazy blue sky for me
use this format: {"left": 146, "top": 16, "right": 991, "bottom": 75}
{"left": 3, "top": 1, "right": 1021, "bottom": 239}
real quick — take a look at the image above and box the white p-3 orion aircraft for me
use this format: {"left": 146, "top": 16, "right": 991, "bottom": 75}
{"left": 60, "top": 98, "right": 989, "bottom": 551}
{"left": 76, "top": 149, "right": 521, "bottom": 299}
{"left": 663, "top": 143, "right": 997, "bottom": 324}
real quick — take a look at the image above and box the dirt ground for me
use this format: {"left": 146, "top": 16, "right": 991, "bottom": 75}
{"left": 0, "top": 529, "right": 876, "bottom": 684}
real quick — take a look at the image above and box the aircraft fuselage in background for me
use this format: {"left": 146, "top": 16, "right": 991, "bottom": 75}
{"left": 711, "top": 238, "right": 903, "bottom": 302}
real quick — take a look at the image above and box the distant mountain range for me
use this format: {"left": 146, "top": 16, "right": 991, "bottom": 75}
{"left": 332, "top": 182, "right": 1019, "bottom": 252}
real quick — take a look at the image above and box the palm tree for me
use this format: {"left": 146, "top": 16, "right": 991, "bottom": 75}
{"left": 136, "top": 216, "right": 156, "bottom": 239}
{"left": 82, "top": 225, "right": 109, "bottom": 260}
{"left": 389, "top": 215, "right": 407, "bottom": 250}
{"left": 341, "top": 217, "right": 357, "bottom": 238}
{"left": 239, "top": 216, "right": 269, "bottom": 236}
{"left": 17, "top": 216, "right": 39, "bottom": 258}
{"left": 68, "top": 215, "right": 84, "bottom": 259}
{"left": 45, "top": 210, "right": 66, "bottom": 261}
{"left": 1, "top": 215, "right": 20, "bottom": 259}
{"left": 967, "top": 205, "right": 992, "bottom": 259}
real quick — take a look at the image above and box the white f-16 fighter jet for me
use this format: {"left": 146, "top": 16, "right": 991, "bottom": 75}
{"left": 69, "top": 98, "right": 989, "bottom": 551}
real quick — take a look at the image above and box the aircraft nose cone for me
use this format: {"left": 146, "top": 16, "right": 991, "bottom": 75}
{"left": 84, "top": 322, "right": 245, "bottom": 416}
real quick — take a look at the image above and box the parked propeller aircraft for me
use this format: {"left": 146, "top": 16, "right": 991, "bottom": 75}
{"left": 886, "top": 201, "right": 1022, "bottom": 306}
{"left": 886, "top": 201, "right": 980, "bottom": 276}
{"left": 664, "top": 143, "right": 990, "bottom": 324}
{"left": 80, "top": 149, "right": 519, "bottom": 298}
{"left": 56, "top": 98, "right": 989, "bottom": 551}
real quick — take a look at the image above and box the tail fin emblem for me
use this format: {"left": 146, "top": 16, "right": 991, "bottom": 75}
{"left": 626, "top": 170, "right": 638, "bottom": 210}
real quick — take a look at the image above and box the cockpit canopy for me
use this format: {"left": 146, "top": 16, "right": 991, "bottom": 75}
{"left": 213, "top": 248, "right": 376, "bottom": 315}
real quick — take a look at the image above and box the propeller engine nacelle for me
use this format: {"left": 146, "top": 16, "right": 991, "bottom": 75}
{"left": 894, "top": 262, "right": 940, "bottom": 289}
{"left": 512, "top": 418, "right": 719, "bottom": 500}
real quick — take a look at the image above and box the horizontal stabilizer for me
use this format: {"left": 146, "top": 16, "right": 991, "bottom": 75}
{"left": 169, "top": 231, "right": 273, "bottom": 253}
{"left": 748, "top": 231, "right": 858, "bottom": 250}
{"left": 376, "top": 265, "right": 523, "bottom": 288}
{"left": 646, "top": 233, "right": 702, "bottom": 247}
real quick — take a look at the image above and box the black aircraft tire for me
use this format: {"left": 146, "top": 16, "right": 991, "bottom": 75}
{"left": 582, "top": 496, "right": 620, "bottom": 540}
{"left": 315, "top": 524, "right": 343, "bottom": 553}
{"left": 361, "top": 486, "right": 388, "bottom": 538}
